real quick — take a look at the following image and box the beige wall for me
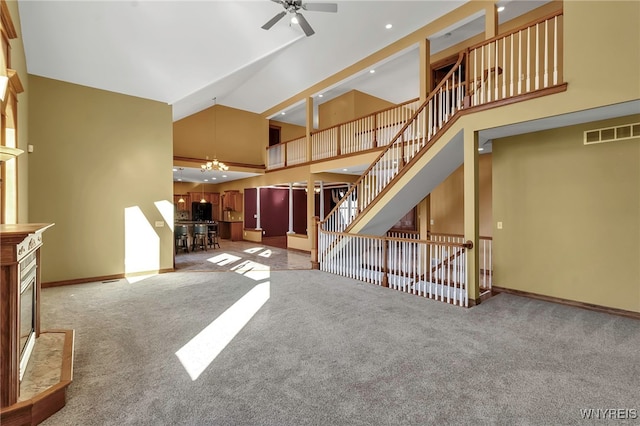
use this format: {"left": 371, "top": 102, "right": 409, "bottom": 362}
{"left": 493, "top": 115, "right": 640, "bottom": 312}
{"left": 28, "top": 76, "right": 174, "bottom": 283}
{"left": 318, "top": 90, "right": 395, "bottom": 129}
{"left": 271, "top": 120, "right": 305, "bottom": 143}
{"left": 430, "top": 153, "right": 492, "bottom": 236}
{"left": 174, "top": 104, "right": 267, "bottom": 166}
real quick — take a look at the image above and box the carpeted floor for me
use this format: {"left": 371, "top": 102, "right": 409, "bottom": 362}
{"left": 39, "top": 269, "right": 639, "bottom": 425}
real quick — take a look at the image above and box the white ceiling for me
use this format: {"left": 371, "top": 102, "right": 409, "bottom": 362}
{"left": 17, "top": 0, "right": 551, "bottom": 183}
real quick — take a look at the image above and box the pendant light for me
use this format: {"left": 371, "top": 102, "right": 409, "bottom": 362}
{"left": 201, "top": 97, "right": 229, "bottom": 173}
{"left": 178, "top": 168, "right": 185, "bottom": 203}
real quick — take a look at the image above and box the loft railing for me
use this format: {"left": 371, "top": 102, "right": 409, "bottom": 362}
{"left": 266, "top": 99, "right": 421, "bottom": 170}
{"left": 319, "top": 232, "right": 471, "bottom": 307}
{"left": 468, "top": 10, "right": 563, "bottom": 107}
{"left": 267, "top": 11, "right": 563, "bottom": 172}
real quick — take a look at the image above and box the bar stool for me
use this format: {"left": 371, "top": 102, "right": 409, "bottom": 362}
{"left": 192, "top": 224, "right": 208, "bottom": 251}
{"left": 175, "top": 225, "right": 189, "bottom": 253}
{"left": 208, "top": 223, "right": 220, "bottom": 249}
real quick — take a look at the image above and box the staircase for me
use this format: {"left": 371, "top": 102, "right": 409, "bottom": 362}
{"left": 321, "top": 52, "right": 467, "bottom": 237}
{"left": 317, "top": 11, "right": 564, "bottom": 306}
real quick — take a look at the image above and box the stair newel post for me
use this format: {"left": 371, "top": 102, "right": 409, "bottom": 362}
{"left": 336, "top": 126, "right": 342, "bottom": 156}
{"left": 311, "top": 216, "right": 320, "bottom": 270}
{"left": 382, "top": 237, "right": 389, "bottom": 287}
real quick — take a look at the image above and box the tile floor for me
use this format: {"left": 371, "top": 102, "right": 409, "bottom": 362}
{"left": 174, "top": 239, "right": 312, "bottom": 271}
{"left": 19, "top": 332, "right": 65, "bottom": 401}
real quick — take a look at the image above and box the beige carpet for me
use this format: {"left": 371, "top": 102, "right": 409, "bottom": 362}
{"left": 38, "top": 268, "right": 640, "bottom": 425}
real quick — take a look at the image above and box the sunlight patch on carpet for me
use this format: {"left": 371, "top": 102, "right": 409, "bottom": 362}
{"left": 231, "top": 260, "right": 270, "bottom": 281}
{"left": 175, "top": 281, "right": 270, "bottom": 381}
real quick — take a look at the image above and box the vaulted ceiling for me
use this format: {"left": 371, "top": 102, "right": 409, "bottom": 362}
{"left": 16, "top": 0, "right": 553, "bottom": 184}
{"left": 17, "top": 0, "right": 549, "bottom": 127}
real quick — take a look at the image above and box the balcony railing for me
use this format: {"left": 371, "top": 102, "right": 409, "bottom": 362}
{"left": 468, "top": 10, "right": 563, "bottom": 107}
{"left": 266, "top": 99, "right": 421, "bottom": 170}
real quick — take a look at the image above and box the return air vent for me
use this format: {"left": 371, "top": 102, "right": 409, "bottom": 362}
{"left": 584, "top": 122, "right": 640, "bottom": 145}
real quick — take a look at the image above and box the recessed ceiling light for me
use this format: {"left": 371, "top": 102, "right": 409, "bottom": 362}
{"left": 497, "top": 6, "right": 505, "bottom": 12}
{"left": 478, "top": 147, "right": 484, "bottom": 151}
{"left": 369, "top": 69, "right": 375, "bottom": 74}
{"left": 178, "top": 178, "right": 182, "bottom": 181}
{"left": 342, "top": 168, "right": 348, "bottom": 172}
{"left": 212, "top": 177, "right": 217, "bottom": 180}
{"left": 318, "top": 94, "right": 323, "bottom": 98}
{"left": 173, "top": 168, "right": 177, "bottom": 172}
{"left": 222, "top": 175, "right": 227, "bottom": 178}
{"left": 204, "top": 179, "right": 209, "bottom": 182}
{"left": 281, "top": 112, "right": 285, "bottom": 115}
{"left": 385, "top": 24, "right": 392, "bottom": 29}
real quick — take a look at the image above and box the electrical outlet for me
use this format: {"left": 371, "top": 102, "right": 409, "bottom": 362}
{"left": 155, "top": 221, "right": 164, "bottom": 227}
{"left": 497, "top": 221, "right": 503, "bottom": 229}
{"left": 430, "top": 219, "right": 434, "bottom": 225}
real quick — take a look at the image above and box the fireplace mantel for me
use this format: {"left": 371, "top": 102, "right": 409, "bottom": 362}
{"left": 0, "top": 223, "right": 53, "bottom": 406}
{"left": 0, "top": 223, "right": 74, "bottom": 425}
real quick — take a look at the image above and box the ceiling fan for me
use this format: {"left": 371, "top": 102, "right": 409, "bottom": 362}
{"left": 261, "top": 0, "right": 338, "bottom": 37}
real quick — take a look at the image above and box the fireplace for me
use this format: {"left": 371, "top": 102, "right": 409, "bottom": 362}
{"left": 18, "top": 250, "right": 37, "bottom": 381}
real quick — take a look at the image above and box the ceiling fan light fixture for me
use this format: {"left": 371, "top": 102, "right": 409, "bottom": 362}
{"left": 261, "top": 0, "right": 337, "bottom": 37}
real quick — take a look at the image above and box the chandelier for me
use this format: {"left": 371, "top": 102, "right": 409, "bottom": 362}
{"left": 201, "top": 97, "right": 229, "bottom": 173}
{"left": 201, "top": 156, "right": 229, "bottom": 172}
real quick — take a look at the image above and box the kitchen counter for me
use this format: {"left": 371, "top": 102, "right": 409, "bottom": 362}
{"left": 217, "top": 221, "right": 243, "bottom": 241}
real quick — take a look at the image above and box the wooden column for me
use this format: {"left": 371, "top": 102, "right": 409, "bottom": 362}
{"left": 306, "top": 96, "right": 313, "bottom": 162}
{"left": 463, "top": 131, "right": 480, "bottom": 305}
{"left": 419, "top": 38, "right": 431, "bottom": 101}
{"left": 486, "top": 3, "right": 498, "bottom": 39}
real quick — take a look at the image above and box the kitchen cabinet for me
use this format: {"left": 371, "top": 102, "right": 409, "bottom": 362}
{"left": 188, "top": 192, "right": 219, "bottom": 205}
{"left": 174, "top": 194, "right": 190, "bottom": 209}
{"left": 223, "top": 191, "right": 243, "bottom": 211}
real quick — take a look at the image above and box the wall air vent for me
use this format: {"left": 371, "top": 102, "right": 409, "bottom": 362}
{"left": 584, "top": 122, "right": 640, "bottom": 145}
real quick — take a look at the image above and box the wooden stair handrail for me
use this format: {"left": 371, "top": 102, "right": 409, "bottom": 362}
{"left": 320, "top": 51, "right": 466, "bottom": 231}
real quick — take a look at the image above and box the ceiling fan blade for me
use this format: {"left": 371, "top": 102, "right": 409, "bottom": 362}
{"left": 261, "top": 11, "right": 287, "bottom": 30}
{"left": 302, "top": 3, "right": 337, "bottom": 13}
{"left": 295, "top": 12, "right": 315, "bottom": 37}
